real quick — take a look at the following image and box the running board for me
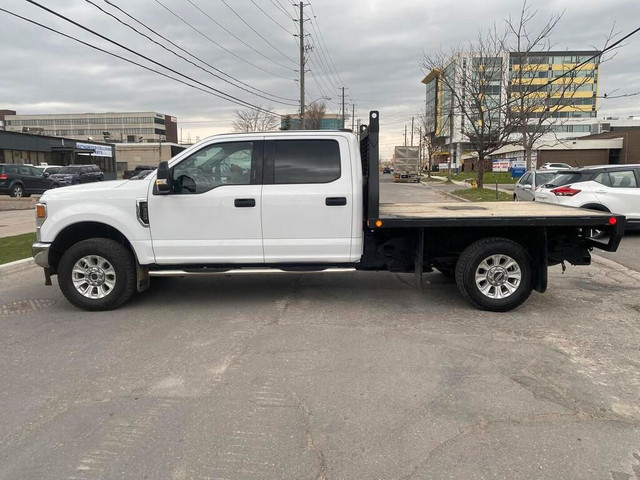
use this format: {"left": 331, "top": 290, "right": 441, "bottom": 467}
{"left": 149, "top": 267, "right": 356, "bottom": 277}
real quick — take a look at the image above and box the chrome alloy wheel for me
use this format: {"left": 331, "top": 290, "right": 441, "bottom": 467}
{"left": 474, "top": 254, "right": 522, "bottom": 299}
{"left": 71, "top": 255, "right": 117, "bottom": 299}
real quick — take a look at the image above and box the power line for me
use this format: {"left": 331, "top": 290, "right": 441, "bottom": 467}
{"left": 154, "top": 0, "right": 292, "bottom": 81}
{"left": 308, "top": 3, "right": 344, "bottom": 85}
{"left": 270, "top": 0, "right": 294, "bottom": 19}
{"left": 307, "top": 68, "right": 330, "bottom": 100}
{"left": 248, "top": 0, "right": 294, "bottom": 35}
{"left": 183, "top": 0, "right": 293, "bottom": 72}
{"left": 0, "top": 7, "right": 280, "bottom": 117}
{"left": 219, "top": 0, "right": 297, "bottom": 65}
{"left": 104, "top": 0, "right": 295, "bottom": 101}
{"left": 307, "top": 33, "right": 339, "bottom": 91}
{"left": 306, "top": 21, "right": 340, "bottom": 90}
{"left": 307, "top": 53, "right": 334, "bottom": 98}
{"left": 87, "top": 0, "right": 297, "bottom": 105}
{"left": 20, "top": 0, "right": 281, "bottom": 117}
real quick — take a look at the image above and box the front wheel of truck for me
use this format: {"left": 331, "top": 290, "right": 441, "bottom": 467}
{"left": 455, "top": 238, "right": 533, "bottom": 312}
{"left": 58, "top": 238, "right": 136, "bottom": 311}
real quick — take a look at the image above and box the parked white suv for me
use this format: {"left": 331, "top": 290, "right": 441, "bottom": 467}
{"left": 535, "top": 165, "right": 640, "bottom": 229}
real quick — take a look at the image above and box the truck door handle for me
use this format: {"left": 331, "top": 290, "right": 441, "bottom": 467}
{"left": 234, "top": 198, "right": 256, "bottom": 208}
{"left": 326, "top": 197, "right": 347, "bottom": 206}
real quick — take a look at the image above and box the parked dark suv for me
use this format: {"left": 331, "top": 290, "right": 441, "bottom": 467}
{"left": 48, "top": 164, "right": 104, "bottom": 186}
{"left": 0, "top": 163, "right": 60, "bottom": 197}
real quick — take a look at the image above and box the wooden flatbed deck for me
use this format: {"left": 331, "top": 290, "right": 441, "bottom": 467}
{"left": 378, "top": 202, "right": 619, "bottom": 229}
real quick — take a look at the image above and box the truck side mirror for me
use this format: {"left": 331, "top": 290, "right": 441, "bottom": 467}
{"left": 155, "top": 161, "right": 171, "bottom": 194}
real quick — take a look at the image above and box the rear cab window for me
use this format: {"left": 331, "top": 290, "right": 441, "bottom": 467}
{"left": 271, "top": 139, "right": 341, "bottom": 184}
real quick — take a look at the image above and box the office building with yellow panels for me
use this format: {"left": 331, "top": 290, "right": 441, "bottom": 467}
{"left": 421, "top": 50, "right": 601, "bottom": 169}
{"left": 509, "top": 50, "right": 600, "bottom": 121}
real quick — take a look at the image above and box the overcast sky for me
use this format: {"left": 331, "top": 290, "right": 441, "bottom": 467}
{"left": 1, "top": 0, "right": 639, "bottom": 159}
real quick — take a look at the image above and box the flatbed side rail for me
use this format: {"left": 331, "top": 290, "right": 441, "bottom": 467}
{"left": 360, "top": 111, "right": 380, "bottom": 222}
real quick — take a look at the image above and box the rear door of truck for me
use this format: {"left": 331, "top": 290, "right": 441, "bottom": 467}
{"left": 261, "top": 134, "right": 354, "bottom": 263}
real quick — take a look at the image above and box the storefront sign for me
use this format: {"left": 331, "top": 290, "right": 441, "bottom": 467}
{"left": 76, "top": 142, "right": 113, "bottom": 157}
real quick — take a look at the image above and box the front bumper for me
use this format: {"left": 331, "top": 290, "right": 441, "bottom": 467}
{"left": 32, "top": 242, "right": 51, "bottom": 268}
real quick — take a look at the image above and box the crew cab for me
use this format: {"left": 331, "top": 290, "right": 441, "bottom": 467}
{"left": 32, "top": 112, "right": 625, "bottom": 312}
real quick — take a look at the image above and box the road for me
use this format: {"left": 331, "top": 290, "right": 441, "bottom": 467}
{"left": 0, "top": 178, "right": 639, "bottom": 479}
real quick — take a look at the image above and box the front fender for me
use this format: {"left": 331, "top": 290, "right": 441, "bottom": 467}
{"left": 40, "top": 202, "right": 154, "bottom": 264}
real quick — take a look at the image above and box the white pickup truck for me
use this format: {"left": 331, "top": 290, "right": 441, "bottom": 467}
{"left": 32, "top": 112, "right": 625, "bottom": 312}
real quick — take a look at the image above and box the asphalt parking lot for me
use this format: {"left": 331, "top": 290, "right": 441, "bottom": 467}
{"left": 0, "top": 179, "right": 638, "bottom": 479}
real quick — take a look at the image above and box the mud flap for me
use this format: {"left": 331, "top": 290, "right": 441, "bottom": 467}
{"left": 414, "top": 228, "right": 425, "bottom": 291}
{"left": 136, "top": 263, "right": 150, "bottom": 292}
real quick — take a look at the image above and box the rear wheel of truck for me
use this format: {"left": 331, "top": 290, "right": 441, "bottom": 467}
{"left": 58, "top": 238, "right": 136, "bottom": 311}
{"left": 455, "top": 237, "right": 533, "bottom": 312}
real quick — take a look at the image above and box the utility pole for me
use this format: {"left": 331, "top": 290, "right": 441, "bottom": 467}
{"left": 448, "top": 107, "right": 453, "bottom": 182}
{"left": 411, "top": 117, "right": 414, "bottom": 146}
{"left": 404, "top": 125, "right": 407, "bottom": 147}
{"left": 299, "top": 2, "right": 306, "bottom": 129}
{"left": 341, "top": 87, "right": 345, "bottom": 129}
{"left": 418, "top": 126, "right": 422, "bottom": 170}
{"left": 351, "top": 104, "right": 355, "bottom": 131}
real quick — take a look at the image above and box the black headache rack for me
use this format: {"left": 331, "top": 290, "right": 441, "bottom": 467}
{"left": 360, "top": 111, "right": 380, "bottom": 223}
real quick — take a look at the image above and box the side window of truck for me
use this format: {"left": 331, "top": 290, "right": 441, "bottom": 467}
{"left": 171, "top": 142, "right": 254, "bottom": 194}
{"left": 272, "top": 139, "right": 341, "bottom": 184}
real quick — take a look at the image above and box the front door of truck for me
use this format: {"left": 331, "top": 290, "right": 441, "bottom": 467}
{"left": 261, "top": 137, "right": 354, "bottom": 263}
{"left": 147, "top": 139, "right": 264, "bottom": 264}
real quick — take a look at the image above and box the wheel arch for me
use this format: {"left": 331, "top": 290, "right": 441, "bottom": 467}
{"left": 580, "top": 202, "right": 610, "bottom": 212}
{"left": 49, "top": 222, "right": 136, "bottom": 274}
{"left": 9, "top": 180, "right": 24, "bottom": 191}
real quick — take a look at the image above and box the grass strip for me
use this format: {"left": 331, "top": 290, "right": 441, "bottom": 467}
{"left": 0, "top": 232, "right": 37, "bottom": 265}
{"left": 452, "top": 188, "right": 513, "bottom": 202}
{"left": 433, "top": 172, "right": 518, "bottom": 184}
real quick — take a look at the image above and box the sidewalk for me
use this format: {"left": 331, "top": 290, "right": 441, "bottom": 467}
{"left": 0, "top": 209, "right": 36, "bottom": 238}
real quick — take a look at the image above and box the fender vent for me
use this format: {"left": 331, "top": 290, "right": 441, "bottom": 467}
{"left": 136, "top": 198, "right": 149, "bottom": 226}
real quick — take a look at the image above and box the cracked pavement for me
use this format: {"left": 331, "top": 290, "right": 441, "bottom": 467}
{"left": 0, "top": 179, "right": 638, "bottom": 479}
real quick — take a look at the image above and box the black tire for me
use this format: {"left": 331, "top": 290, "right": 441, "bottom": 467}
{"left": 58, "top": 238, "right": 137, "bottom": 311}
{"left": 455, "top": 237, "right": 533, "bottom": 312}
{"left": 9, "top": 184, "right": 24, "bottom": 198}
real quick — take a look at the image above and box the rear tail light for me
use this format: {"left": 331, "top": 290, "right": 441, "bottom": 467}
{"left": 551, "top": 186, "right": 581, "bottom": 197}
{"left": 0, "top": 173, "right": 7, "bottom": 180}
{"left": 608, "top": 217, "right": 617, "bottom": 226}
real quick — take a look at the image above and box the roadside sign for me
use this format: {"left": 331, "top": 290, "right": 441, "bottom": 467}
{"left": 511, "top": 166, "right": 526, "bottom": 178}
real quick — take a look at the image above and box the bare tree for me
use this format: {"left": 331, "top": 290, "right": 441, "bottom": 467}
{"left": 420, "top": 26, "right": 515, "bottom": 188}
{"left": 232, "top": 106, "right": 280, "bottom": 133}
{"left": 305, "top": 101, "right": 326, "bottom": 130}
{"left": 504, "top": 2, "right": 612, "bottom": 170}
{"left": 415, "top": 107, "right": 438, "bottom": 178}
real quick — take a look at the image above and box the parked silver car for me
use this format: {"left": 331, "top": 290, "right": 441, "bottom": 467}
{"left": 513, "top": 170, "right": 560, "bottom": 201}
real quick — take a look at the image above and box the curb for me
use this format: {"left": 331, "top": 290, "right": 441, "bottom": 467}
{"left": 0, "top": 258, "right": 35, "bottom": 275}
{"left": 591, "top": 254, "right": 640, "bottom": 282}
{"left": 420, "top": 180, "right": 470, "bottom": 203}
